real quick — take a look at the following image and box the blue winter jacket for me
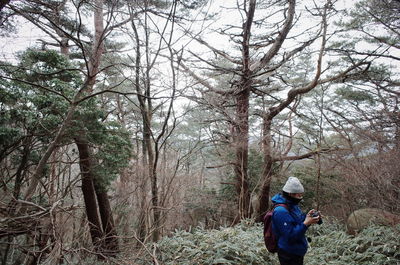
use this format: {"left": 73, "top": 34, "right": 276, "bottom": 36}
{"left": 271, "top": 193, "right": 309, "bottom": 256}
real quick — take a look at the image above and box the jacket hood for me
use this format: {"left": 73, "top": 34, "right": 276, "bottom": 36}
{"left": 271, "top": 193, "right": 288, "bottom": 204}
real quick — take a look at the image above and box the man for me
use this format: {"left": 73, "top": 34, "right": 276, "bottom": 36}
{"left": 271, "top": 176, "right": 322, "bottom": 265}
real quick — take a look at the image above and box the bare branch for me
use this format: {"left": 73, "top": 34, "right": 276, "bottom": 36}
{"left": 178, "top": 60, "right": 236, "bottom": 94}
{"left": 194, "top": 37, "right": 241, "bottom": 65}
{"left": 273, "top": 147, "right": 340, "bottom": 162}
{"left": 250, "top": 0, "right": 296, "bottom": 73}
{"left": 266, "top": 4, "right": 369, "bottom": 121}
{"left": 206, "top": 162, "right": 235, "bottom": 169}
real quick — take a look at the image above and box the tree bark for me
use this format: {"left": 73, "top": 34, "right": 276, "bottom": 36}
{"left": 257, "top": 118, "right": 274, "bottom": 221}
{"left": 231, "top": 0, "right": 256, "bottom": 220}
{"left": 233, "top": 87, "right": 251, "bottom": 219}
{"left": 75, "top": 131, "right": 120, "bottom": 256}
{"left": 13, "top": 137, "right": 31, "bottom": 199}
{"left": 74, "top": 135, "right": 104, "bottom": 252}
{"left": 94, "top": 184, "right": 119, "bottom": 256}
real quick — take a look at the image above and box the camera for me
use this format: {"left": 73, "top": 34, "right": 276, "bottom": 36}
{"left": 311, "top": 211, "right": 320, "bottom": 218}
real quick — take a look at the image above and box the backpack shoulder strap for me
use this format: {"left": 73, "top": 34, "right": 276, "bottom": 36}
{"left": 272, "top": 203, "right": 289, "bottom": 211}
{"left": 272, "top": 203, "right": 296, "bottom": 219}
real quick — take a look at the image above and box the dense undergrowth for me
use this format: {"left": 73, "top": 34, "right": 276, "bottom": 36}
{"left": 81, "top": 218, "right": 399, "bottom": 265}
{"left": 144, "top": 219, "right": 400, "bottom": 265}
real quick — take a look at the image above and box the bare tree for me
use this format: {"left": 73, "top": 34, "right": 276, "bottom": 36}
{"left": 179, "top": 0, "right": 373, "bottom": 221}
{"left": 125, "top": 0, "right": 185, "bottom": 241}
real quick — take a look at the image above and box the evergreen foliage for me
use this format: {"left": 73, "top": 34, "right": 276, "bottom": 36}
{"left": 152, "top": 220, "right": 276, "bottom": 265}
{"left": 0, "top": 49, "right": 132, "bottom": 191}
{"left": 135, "top": 220, "right": 400, "bottom": 265}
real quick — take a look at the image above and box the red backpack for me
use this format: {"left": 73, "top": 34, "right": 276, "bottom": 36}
{"left": 263, "top": 203, "right": 288, "bottom": 253}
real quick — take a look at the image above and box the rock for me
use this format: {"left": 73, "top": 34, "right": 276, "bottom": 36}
{"left": 347, "top": 208, "right": 400, "bottom": 235}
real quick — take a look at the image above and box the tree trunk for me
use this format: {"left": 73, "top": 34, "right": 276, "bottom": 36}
{"left": 233, "top": 86, "right": 251, "bottom": 220}
{"left": 23, "top": 103, "right": 78, "bottom": 201}
{"left": 74, "top": 135, "right": 104, "bottom": 252}
{"left": 150, "top": 155, "right": 160, "bottom": 241}
{"left": 231, "top": 0, "right": 256, "bottom": 221}
{"left": 94, "top": 185, "right": 119, "bottom": 256}
{"left": 137, "top": 137, "right": 148, "bottom": 243}
{"left": 143, "top": 111, "right": 158, "bottom": 241}
{"left": 13, "top": 137, "right": 31, "bottom": 199}
{"left": 132, "top": 14, "right": 160, "bottom": 240}
{"left": 257, "top": 117, "right": 274, "bottom": 222}
{"left": 75, "top": 134, "right": 120, "bottom": 256}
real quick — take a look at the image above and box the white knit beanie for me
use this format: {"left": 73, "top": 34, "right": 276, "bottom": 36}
{"left": 282, "top": 176, "right": 304, "bottom": 193}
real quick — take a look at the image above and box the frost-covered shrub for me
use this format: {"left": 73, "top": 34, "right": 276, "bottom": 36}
{"left": 79, "top": 218, "right": 398, "bottom": 265}
{"left": 143, "top": 219, "right": 399, "bottom": 265}
{"left": 153, "top": 220, "right": 278, "bottom": 265}
{"left": 306, "top": 220, "right": 400, "bottom": 265}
